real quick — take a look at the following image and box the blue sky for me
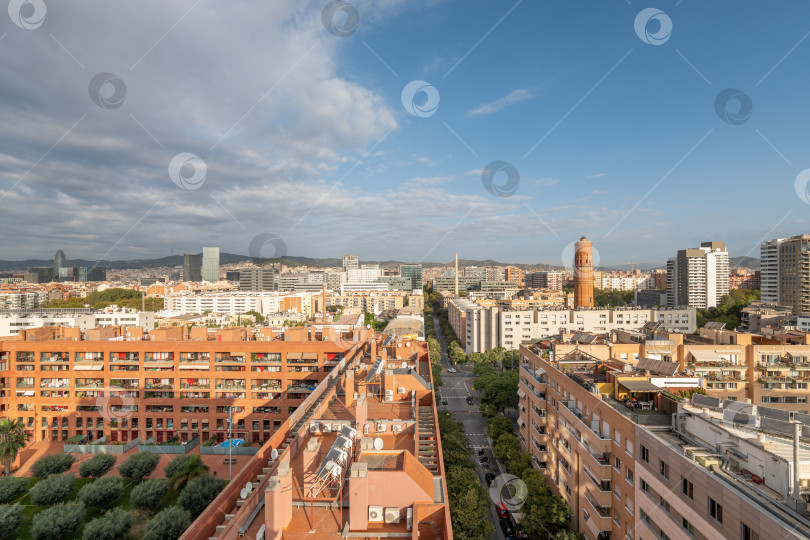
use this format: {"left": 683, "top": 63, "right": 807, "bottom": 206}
{"left": 0, "top": 0, "right": 809, "bottom": 266}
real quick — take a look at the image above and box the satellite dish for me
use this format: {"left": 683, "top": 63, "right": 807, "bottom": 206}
{"left": 401, "top": 361, "right": 407, "bottom": 368}
{"left": 245, "top": 482, "right": 253, "bottom": 492}
{"left": 240, "top": 488, "right": 247, "bottom": 499}
{"left": 373, "top": 437, "right": 384, "bottom": 450}
{"left": 270, "top": 449, "right": 278, "bottom": 460}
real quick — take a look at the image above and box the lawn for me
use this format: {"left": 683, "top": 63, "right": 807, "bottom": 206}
{"left": 8, "top": 475, "right": 185, "bottom": 540}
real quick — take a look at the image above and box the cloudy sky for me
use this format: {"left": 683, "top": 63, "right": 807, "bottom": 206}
{"left": 1, "top": 0, "right": 810, "bottom": 266}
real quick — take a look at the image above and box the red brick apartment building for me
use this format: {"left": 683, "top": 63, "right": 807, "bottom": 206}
{"left": 0, "top": 324, "right": 368, "bottom": 446}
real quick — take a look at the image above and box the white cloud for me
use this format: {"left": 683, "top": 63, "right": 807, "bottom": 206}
{"left": 468, "top": 88, "right": 534, "bottom": 116}
{"left": 587, "top": 173, "right": 606, "bottom": 179}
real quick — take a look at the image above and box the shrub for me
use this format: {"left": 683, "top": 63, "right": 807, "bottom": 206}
{"left": 118, "top": 452, "right": 159, "bottom": 481}
{"left": 31, "top": 453, "right": 75, "bottom": 478}
{"left": 130, "top": 478, "right": 169, "bottom": 512}
{"left": 178, "top": 474, "right": 227, "bottom": 517}
{"left": 79, "top": 453, "right": 117, "bottom": 478}
{"left": 0, "top": 504, "right": 23, "bottom": 538}
{"left": 163, "top": 454, "right": 191, "bottom": 479}
{"left": 77, "top": 476, "right": 122, "bottom": 508}
{"left": 0, "top": 476, "right": 29, "bottom": 504}
{"left": 82, "top": 507, "right": 133, "bottom": 540}
{"left": 144, "top": 506, "right": 192, "bottom": 540}
{"left": 30, "top": 473, "right": 75, "bottom": 506}
{"left": 30, "top": 502, "right": 85, "bottom": 540}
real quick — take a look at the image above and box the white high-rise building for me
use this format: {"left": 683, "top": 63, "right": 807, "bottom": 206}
{"left": 760, "top": 238, "right": 783, "bottom": 305}
{"left": 202, "top": 247, "right": 220, "bottom": 282}
{"left": 666, "top": 241, "right": 729, "bottom": 309}
{"left": 342, "top": 254, "right": 359, "bottom": 273}
{"left": 346, "top": 264, "right": 381, "bottom": 284}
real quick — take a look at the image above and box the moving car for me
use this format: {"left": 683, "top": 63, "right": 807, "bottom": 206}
{"left": 496, "top": 502, "right": 509, "bottom": 519}
{"left": 447, "top": 367, "right": 457, "bottom": 373}
{"left": 466, "top": 396, "right": 475, "bottom": 405}
{"left": 500, "top": 519, "right": 515, "bottom": 536}
{"left": 485, "top": 472, "right": 496, "bottom": 486}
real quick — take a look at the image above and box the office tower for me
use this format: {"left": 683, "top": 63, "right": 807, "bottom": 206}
{"left": 225, "top": 271, "right": 240, "bottom": 282}
{"left": 761, "top": 235, "right": 810, "bottom": 315}
{"left": 342, "top": 254, "right": 359, "bottom": 273}
{"left": 667, "top": 241, "right": 729, "bottom": 309}
{"left": 346, "top": 264, "right": 381, "bottom": 284}
{"left": 573, "top": 236, "right": 594, "bottom": 308}
{"left": 202, "top": 247, "right": 220, "bottom": 282}
{"left": 399, "top": 264, "right": 423, "bottom": 291}
{"left": 24, "top": 267, "right": 53, "bottom": 284}
{"left": 238, "top": 267, "right": 278, "bottom": 291}
{"left": 53, "top": 250, "right": 69, "bottom": 278}
{"left": 183, "top": 253, "right": 202, "bottom": 282}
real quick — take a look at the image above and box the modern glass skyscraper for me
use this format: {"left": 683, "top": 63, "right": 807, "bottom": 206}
{"left": 399, "top": 264, "right": 423, "bottom": 291}
{"left": 183, "top": 253, "right": 202, "bottom": 282}
{"left": 202, "top": 247, "right": 220, "bottom": 282}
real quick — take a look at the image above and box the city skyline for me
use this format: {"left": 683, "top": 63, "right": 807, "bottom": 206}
{"left": 2, "top": 1, "right": 810, "bottom": 263}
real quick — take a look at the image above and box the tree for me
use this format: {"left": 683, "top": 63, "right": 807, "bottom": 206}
{"left": 163, "top": 454, "right": 192, "bottom": 479}
{"left": 144, "top": 506, "right": 192, "bottom": 540}
{"left": 30, "top": 502, "right": 85, "bottom": 540}
{"left": 30, "top": 473, "right": 75, "bottom": 505}
{"left": 82, "top": 507, "right": 133, "bottom": 540}
{"left": 244, "top": 310, "right": 265, "bottom": 323}
{"left": 31, "top": 453, "right": 75, "bottom": 478}
{"left": 0, "top": 476, "right": 29, "bottom": 504}
{"left": 79, "top": 453, "right": 117, "bottom": 478}
{"left": 445, "top": 465, "right": 494, "bottom": 540}
{"left": 178, "top": 474, "right": 227, "bottom": 516}
{"left": 0, "top": 504, "right": 23, "bottom": 538}
{"left": 78, "top": 476, "right": 122, "bottom": 508}
{"left": 486, "top": 416, "right": 514, "bottom": 443}
{"left": 130, "top": 478, "right": 170, "bottom": 512}
{"left": 0, "top": 418, "right": 31, "bottom": 476}
{"left": 169, "top": 454, "right": 209, "bottom": 491}
{"left": 118, "top": 451, "right": 159, "bottom": 481}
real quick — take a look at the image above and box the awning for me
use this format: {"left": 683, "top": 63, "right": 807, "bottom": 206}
{"left": 690, "top": 349, "right": 722, "bottom": 362}
{"left": 74, "top": 364, "right": 103, "bottom": 371}
{"left": 619, "top": 380, "right": 661, "bottom": 393}
{"left": 302, "top": 352, "right": 318, "bottom": 360}
{"left": 18, "top": 390, "right": 35, "bottom": 396}
{"left": 286, "top": 352, "right": 302, "bottom": 360}
{"left": 517, "top": 388, "right": 526, "bottom": 399}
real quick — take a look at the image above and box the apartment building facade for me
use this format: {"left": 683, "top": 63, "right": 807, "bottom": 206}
{"left": 526, "top": 271, "right": 564, "bottom": 290}
{"left": 667, "top": 241, "right": 729, "bottom": 309}
{"left": 761, "top": 235, "right": 810, "bottom": 316}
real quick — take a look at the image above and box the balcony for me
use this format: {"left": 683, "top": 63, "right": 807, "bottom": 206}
{"left": 583, "top": 465, "right": 611, "bottom": 491}
{"left": 74, "top": 380, "right": 104, "bottom": 389}
{"left": 40, "top": 353, "right": 69, "bottom": 363}
{"left": 144, "top": 391, "right": 174, "bottom": 399}
{"left": 180, "top": 391, "right": 210, "bottom": 399}
{"left": 110, "top": 353, "right": 139, "bottom": 363}
{"left": 584, "top": 489, "right": 612, "bottom": 519}
{"left": 180, "top": 353, "right": 210, "bottom": 363}
{"left": 251, "top": 353, "right": 281, "bottom": 364}
{"left": 75, "top": 352, "right": 104, "bottom": 363}
{"left": 215, "top": 353, "right": 245, "bottom": 363}
{"left": 179, "top": 381, "right": 210, "bottom": 390}
{"left": 144, "top": 353, "right": 174, "bottom": 363}
{"left": 109, "top": 379, "right": 139, "bottom": 389}
{"left": 288, "top": 383, "right": 317, "bottom": 393}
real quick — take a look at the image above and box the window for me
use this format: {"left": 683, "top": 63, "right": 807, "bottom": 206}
{"left": 708, "top": 497, "right": 723, "bottom": 523}
{"left": 614, "top": 456, "right": 622, "bottom": 472}
{"left": 641, "top": 444, "right": 649, "bottom": 463}
{"left": 682, "top": 518, "right": 695, "bottom": 537}
{"left": 626, "top": 468, "right": 634, "bottom": 485}
{"left": 741, "top": 523, "right": 759, "bottom": 540}
{"left": 659, "top": 497, "right": 670, "bottom": 514}
{"left": 659, "top": 459, "right": 670, "bottom": 480}
{"left": 681, "top": 477, "right": 693, "bottom": 500}
{"left": 641, "top": 479, "right": 650, "bottom": 494}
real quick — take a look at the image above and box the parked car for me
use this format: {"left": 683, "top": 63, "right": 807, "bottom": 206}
{"left": 447, "top": 367, "right": 457, "bottom": 373}
{"left": 477, "top": 449, "right": 485, "bottom": 456}
{"left": 496, "top": 502, "right": 509, "bottom": 519}
{"left": 485, "top": 472, "right": 496, "bottom": 486}
{"left": 441, "top": 400, "right": 448, "bottom": 405}
{"left": 466, "top": 396, "right": 475, "bottom": 405}
{"left": 478, "top": 456, "right": 489, "bottom": 465}
{"left": 500, "top": 519, "right": 515, "bottom": 536}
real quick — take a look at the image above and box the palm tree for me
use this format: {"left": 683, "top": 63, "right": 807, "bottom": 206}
{"left": 0, "top": 418, "right": 31, "bottom": 475}
{"left": 170, "top": 454, "right": 209, "bottom": 490}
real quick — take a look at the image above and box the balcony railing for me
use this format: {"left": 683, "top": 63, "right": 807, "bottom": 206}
{"left": 584, "top": 490, "right": 611, "bottom": 518}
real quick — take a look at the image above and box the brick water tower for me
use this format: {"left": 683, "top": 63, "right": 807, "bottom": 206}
{"left": 574, "top": 236, "right": 594, "bottom": 308}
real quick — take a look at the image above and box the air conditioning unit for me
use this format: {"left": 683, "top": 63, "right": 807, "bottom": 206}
{"left": 384, "top": 395, "right": 393, "bottom": 402}
{"left": 397, "top": 387, "right": 406, "bottom": 394}
{"left": 406, "top": 508, "right": 413, "bottom": 530}
{"left": 392, "top": 424, "right": 402, "bottom": 433}
{"left": 368, "top": 506, "right": 384, "bottom": 522}
{"left": 332, "top": 423, "right": 342, "bottom": 432}
{"left": 322, "top": 424, "right": 331, "bottom": 433}
{"left": 310, "top": 422, "right": 320, "bottom": 433}
{"left": 384, "top": 507, "right": 400, "bottom": 524}
{"left": 385, "top": 389, "right": 393, "bottom": 397}
{"left": 363, "top": 424, "right": 370, "bottom": 435}
{"left": 376, "top": 422, "right": 386, "bottom": 432}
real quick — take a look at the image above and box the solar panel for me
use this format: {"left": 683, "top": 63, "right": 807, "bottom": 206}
{"left": 759, "top": 405, "right": 792, "bottom": 422}
{"left": 692, "top": 394, "right": 720, "bottom": 408}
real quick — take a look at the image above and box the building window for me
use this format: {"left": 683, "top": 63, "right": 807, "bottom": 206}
{"left": 659, "top": 497, "right": 670, "bottom": 514}
{"left": 708, "top": 497, "right": 723, "bottom": 524}
{"left": 641, "top": 444, "right": 649, "bottom": 463}
{"left": 741, "top": 523, "right": 759, "bottom": 540}
{"left": 681, "top": 477, "right": 693, "bottom": 500}
{"left": 682, "top": 518, "right": 695, "bottom": 537}
{"left": 626, "top": 468, "right": 633, "bottom": 485}
{"left": 659, "top": 459, "right": 670, "bottom": 480}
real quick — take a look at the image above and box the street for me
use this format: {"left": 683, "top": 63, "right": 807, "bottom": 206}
{"left": 432, "top": 315, "right": 507, "bottom": 540}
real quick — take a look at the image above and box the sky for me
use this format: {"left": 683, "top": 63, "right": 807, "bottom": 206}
{"left": 1, "top": 0, "right": 810, "bottom": 267}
